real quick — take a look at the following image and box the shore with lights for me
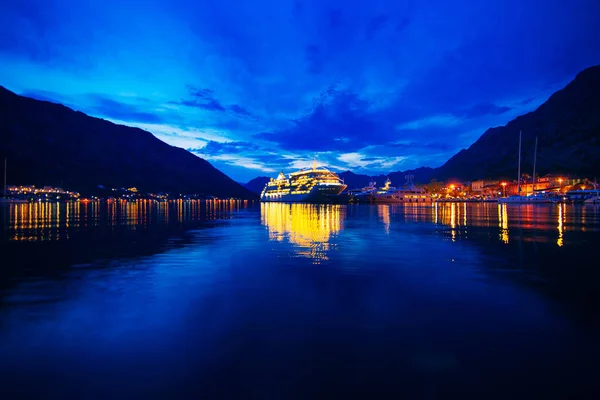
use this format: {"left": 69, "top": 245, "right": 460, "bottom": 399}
{"left": 424, "top": 175, "right": 598, "bottom": 203}
{"left": 340, "top": 174, "right": 599, "bottom": 204}
{"left": 0, "top": 185, "right": 253, "bottom": 204}
{"left": 2, "top": 173, "right": 599, "bottom": 205}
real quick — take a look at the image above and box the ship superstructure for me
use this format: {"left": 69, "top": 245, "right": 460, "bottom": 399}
{"left": 261, "top": 162, "right": 347, "bottom": 202}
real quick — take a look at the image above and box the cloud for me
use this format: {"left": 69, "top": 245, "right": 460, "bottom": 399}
{"left": 305, "top": 45, "right": 323, "bottom": 74}
{"left": 365, "top": 14, "right": 388, "bottom": 39}
{"left": 169, "top": 85, "right": 256, "bottom": 119}
{"left": 193, "top": 140, "right": 259, "bottom": 155}
{"left": 338, "top": 152, "right": 407, "bottom": 171}
{"left": 169, "top": 85, "right": 226, "bottom": 112}
{"left": 458, "top": 102, "right": 513, "bottom": 118}
{"left": 19, "top": 89, "right": 72, "bottom": 105}
{"left": 395, "top": 17, "right": 411, "bottom": 32}
{"left": 257, "top": 87, "right": 392, "bottom": 152}
{"left": 186, "top": 149, "right": 276, "bottom": 173}
{"left": 86, "top": 94, "right": 165, "bottom": 124}
{"left": 2, "top": 0, "right": 599, "bottom": 182}
{"left": 228, "top": 104, "right": 252, "bottom": 117}
{"left": 397, "top": 115, "right": 461, "bottom": 130}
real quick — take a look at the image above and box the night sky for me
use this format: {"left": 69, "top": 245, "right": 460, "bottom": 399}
{"left": 1, "top": 1, "right": 599, "bottom": 181}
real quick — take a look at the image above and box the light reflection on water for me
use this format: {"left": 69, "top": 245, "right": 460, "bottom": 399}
{"left": 4, "top": 201, "right": 597, "bottom": 247}
{"left": 261, "top": 203, "right": 343, "bottom": 263}
{"left": 3, "top": 199, "right": 250, "bottom": 241}
{"left": 258, "top": 202, "right": 600, "bottom": 263}
{"left": 1, "top": 201, "right": 600, "bottom": 398}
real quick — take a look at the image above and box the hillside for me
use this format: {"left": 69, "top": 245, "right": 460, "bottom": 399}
{"left": 0, "top": 87, "right": 257, "bottom": 199}
{"left": 436, "top": 65, "right": 600, "bottom": 181}
{"left": 340, "top": 167, "right": 435, "bottom": 191}
{"left": 244, "top": 176, "right": 270, "bottom": 194}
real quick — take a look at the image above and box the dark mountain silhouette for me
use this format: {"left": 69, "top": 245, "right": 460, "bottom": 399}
{"left": 244, "top": 176, "right": 270, "bottom": 193}
{"left": 339, "top": 167, "right": 435, "bottom": 191}
{"left": 436, "top": 65, "right": 600, "bottom": 181}
{"left": 0, "top": 86, "right": 257, "bottom": 199}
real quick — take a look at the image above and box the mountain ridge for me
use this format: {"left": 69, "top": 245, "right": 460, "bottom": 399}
{"left": 249, "top": 64, "right": 600, "bottom": 186}
{"left": 435, "top": 64, "right": 600, "bottom": 180}
{"left": 244, "top": 176, "right": 270, "bottom": 194}
{"left": 0, "top": 86, "right": 257, "bottom": 199}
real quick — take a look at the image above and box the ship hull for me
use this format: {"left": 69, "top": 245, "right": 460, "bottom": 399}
{"left": 261, "top": 184, "right": 346, "bottom": 202}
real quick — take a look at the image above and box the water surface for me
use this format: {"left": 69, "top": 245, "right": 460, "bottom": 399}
{"left": 1, "top": 200, "right": 600, "bottom": 399}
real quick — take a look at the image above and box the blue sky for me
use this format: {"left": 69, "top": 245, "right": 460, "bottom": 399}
{"left": 1, "top": 0, "right": 599, "bottom": 182}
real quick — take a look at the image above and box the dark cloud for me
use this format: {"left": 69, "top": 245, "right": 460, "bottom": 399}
{"left": 366, "top": 14, "right": 388, "bottom": 39}
{"left": 187, "top": 86, "right": 216, "bottom": 100}
{"left": 257, "top": 87, "right": 396, "bottom": 152}
{"left": 395, "top": 17, "right": 411, "bottom": 32}
{"left": 305, "top": 45, "right": 323, "bottom": 74}
{"left": 327, "top": 9, "right": 343, "bottom": 29}
{"left": 519, "top": 96, "right": 536, "bottom": 106}
{"left": 458, "top": 103, "right": 513, "bottom": 119}
{"left": 169, "top": 86, "right": 226, "bottom": 112}
{"left": 173, "top": 99, "right": 226, "bottom": 112}
{"left": 170, "top": 85, "right": 255, "bottom": 117}
{"left": 388, "top": 142, "right": 455, "bottom": 151}
{"left": 86, "top": 94, "right": 164, "bottom": 124}
{"left": 228, "top": 104, "right": 252, "bottom": 117}
{"left": 3, "top": 0, "right": 600, "bottom": 181}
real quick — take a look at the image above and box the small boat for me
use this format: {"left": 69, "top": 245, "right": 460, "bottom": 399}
{"left": 347, "top": 180, "right": 378, "bottom": 203}
{"left": 368, "top": 175, "right": 432, "bottom": 204}
{"left": 498, "top": 133, "right": 552, "bottom": 204}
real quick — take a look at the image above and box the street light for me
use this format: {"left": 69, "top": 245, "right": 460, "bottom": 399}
{"left": 558, "top": 178, "right": 563, "bottom": 192}
{"left": 501, "top": 182, "right": 507, "bottom": 197}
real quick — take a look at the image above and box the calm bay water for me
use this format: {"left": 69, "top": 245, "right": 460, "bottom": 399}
{"left": 1, "top": 200, "right": 600, "bottom": 399}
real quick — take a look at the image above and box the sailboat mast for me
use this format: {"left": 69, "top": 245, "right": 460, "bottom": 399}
{"left": 517, "top": 131, "right": 522, "bottom": 195}
{"left": 532, "top": 137, "right": 538, "bottom": 195}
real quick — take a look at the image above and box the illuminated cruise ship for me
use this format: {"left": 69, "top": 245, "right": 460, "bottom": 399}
{"left": 261, "top": 161, "right": 347, "bottom": 202}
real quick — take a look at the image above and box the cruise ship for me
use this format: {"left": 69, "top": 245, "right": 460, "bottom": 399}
{"left": 261, "top": 162, "right": 347, "bottom": 202}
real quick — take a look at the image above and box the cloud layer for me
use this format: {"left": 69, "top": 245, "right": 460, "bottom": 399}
{"left": 1, "top": 0, "right": 599, "bottom": 181}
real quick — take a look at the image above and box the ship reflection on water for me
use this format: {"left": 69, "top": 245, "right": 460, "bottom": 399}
{"left": 261, "top": 203, "right": 343, "bottom": 263}
{"left": 256, "top": 201, "right": 600, "bottom": 269}
{"left": 2, "top": 201, "right": 600, "bottom": 398}
{"left": 4, "top": 201, "right": 598, "bottom": 248}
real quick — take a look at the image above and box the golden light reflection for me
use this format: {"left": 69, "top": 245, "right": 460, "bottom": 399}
{"left": 557, "top": 203, "right": 564, "bottom": 247}
{"left": 261, "top": 203, "right": 344, "bottom": 264}
{"left": 450, "top": 202, "right": 457, "bottom": 241}
{"left": 378, "top": 205, "right": 391, "bottom": 234}
{"left": 205, "top": 199, "right": 244, "bottom": 220}
{"left": 5, "top": 199, "right": 248, "bottom": 241}
{"left": 499, "top": 203, "right": 509, "bottom": 244}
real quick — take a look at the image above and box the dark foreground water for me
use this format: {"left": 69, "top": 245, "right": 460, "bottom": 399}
{"left": 1, "top": 200, "right": 600, "bottom": 399}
